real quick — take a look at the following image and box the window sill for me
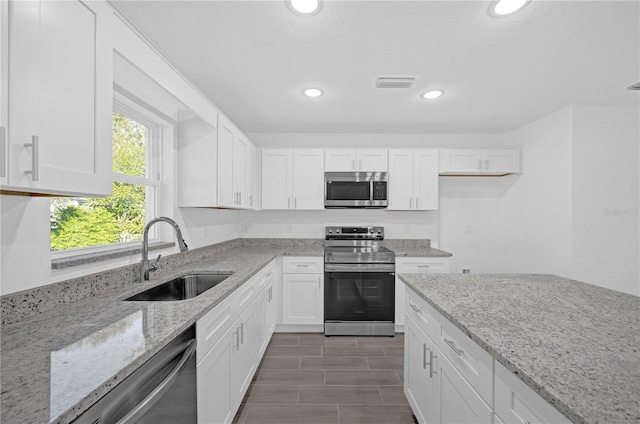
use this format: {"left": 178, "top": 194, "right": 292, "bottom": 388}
{"left": 51, "top": 241, "right": 176, "bottom": 270}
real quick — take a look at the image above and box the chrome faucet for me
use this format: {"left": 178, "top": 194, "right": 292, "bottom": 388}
{"left": 140, "top": 217, "right": 189, "bottom": 281}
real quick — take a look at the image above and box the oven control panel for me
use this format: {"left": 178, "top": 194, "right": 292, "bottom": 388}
{"left": 325, "top": 226, "right": 384, "bottom": 240}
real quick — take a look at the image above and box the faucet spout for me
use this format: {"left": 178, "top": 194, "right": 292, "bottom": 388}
{"left": 140, "top": 217, "right": 189, "bottom": 282}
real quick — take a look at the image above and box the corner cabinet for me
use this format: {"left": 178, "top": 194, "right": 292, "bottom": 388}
{"left": 439, "top": 149, "right": 520, "bottom": 176}
{"left": 261, "top": 149, "right": 324, "bottom": 210}
{"left": 404, "top": 286, "right": 570, "bottom": 424}
{"left": 218, "top": 115, "right": 255, "bottom": 209}
{"left": 388, "top": 149, "right": 439, "bottom": 210}
{"left": 324, "top": 149, "right": 388, "bottom": 172}
{"left": 1, "top": 0, "right": 112, "bottom": 196}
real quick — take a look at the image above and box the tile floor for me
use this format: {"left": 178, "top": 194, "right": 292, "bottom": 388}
{"left": 232, "top": 333, "right": 416, "bottom": 424}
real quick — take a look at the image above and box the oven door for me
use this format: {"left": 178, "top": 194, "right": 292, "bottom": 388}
{"left": 324, "top": 265, "right": 395, "bottom": 323}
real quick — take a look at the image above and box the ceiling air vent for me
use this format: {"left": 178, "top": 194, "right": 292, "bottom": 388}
{"left": 374, "top": 75, "right": 420, "bottom": 89}
{"left": 627, "top": 81, "right": 640, "bottom": 90}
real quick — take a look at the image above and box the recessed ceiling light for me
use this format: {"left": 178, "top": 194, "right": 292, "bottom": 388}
{"left": 422, "top": 90, "right": 444, "bottom": 100}
{"left": 288, "top": 0, "right": 321, "bottom": 15}
{"left": 303, "top": 88, "right": 323, "bottom": 97}
{"left": 489, "top": 0, "right": 530, "bottom": 17}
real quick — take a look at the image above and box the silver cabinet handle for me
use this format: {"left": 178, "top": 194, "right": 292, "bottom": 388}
{"left": 115, "top": 340, "right": 196, "bottom": 424}
{"left": 269, "top": 286, "right": 273, "bottom": 302}
{"left": 0, "top": 126, "right": 6, "bottom": 178}
{"left": 249, "top": 195, "right": 253, "bottom": 206}
{"left": 428, "top": 349, "right": 436, "bottom": 378}
{"left": 410, "top": 303, "right": 421, "bottom": 314}
{"left": 318, "top": 275, "right": 321, "bottom": 289}
{"left": 234, "top": 329, "right": 240, "bottom": 351}
{"left": 423, "top": 344, "right": 428, "bottom": 369}
{"left": 417, "top": 265, "right": 431, "bottom": 268}
{"left": 444, "top": 338, "right": 464, "bottom": 356}
{"left": 416, "top": 198, "right": 419, "bottom": 209}
{"left": 239, "top": 191, "right": 242, "bottom": 205}
{"left": 24, "top": 135, "right": 39, "bottom": 181}
{"left": 478, "top": 159, "right": 482, "bottom": 170}
{"left": 294, "top": 197, "right": 297, "bottom": 208}
{"left": 409, "top": 198, "right": 413, "bottom": 209}
{"left": 240, "top": 323, "right": 244, "bottom": 345}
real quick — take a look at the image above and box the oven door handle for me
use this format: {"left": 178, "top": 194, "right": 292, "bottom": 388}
{"left": 324, "top": 263, "right": 395, "bottom": 273}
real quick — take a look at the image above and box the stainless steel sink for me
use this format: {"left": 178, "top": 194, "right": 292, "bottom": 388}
{"left": 125, "top": 273, "right": 232, "bottom": 301}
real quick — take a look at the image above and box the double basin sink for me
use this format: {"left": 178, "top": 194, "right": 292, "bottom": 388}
{"left": 125, "top": 272, "right": 232, "bottom": 301}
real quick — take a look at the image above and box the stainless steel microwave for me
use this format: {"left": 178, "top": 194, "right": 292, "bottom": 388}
{"left": 324, "top": 172, "right": 388, "bottom": 208}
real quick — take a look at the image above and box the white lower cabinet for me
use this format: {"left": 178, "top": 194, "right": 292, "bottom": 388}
{"left": 196, "top": 260, "right": 276, "bottom": 424}
{"left": 281, "top": 257, "right": 324, "bottom": 326}
{"left": 405, "top": 286, "right": 569, "bottom": 424}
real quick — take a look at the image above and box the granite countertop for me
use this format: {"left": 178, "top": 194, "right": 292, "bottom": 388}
{"left": 0, "top": 245, "right": 316, "bottom": 424}
{"left": 399, "top": 273, "right": 640, "bottom": 424}
{"left": 384, "top": 239, "right": 453, "bottom": 257}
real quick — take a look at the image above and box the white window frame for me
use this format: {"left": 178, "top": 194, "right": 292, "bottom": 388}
{"left": 50, "top": 94, "right": 168, "bottom": 259}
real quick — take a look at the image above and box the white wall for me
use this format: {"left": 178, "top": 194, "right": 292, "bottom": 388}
{"left": 500, "top": 106, "right": 574, "bottom": 277}
{"left": 571, "top": 105, "right": 639, "bottom": 295}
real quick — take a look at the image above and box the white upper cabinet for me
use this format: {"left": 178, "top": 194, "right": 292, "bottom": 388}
{"left": 246, "top": 143, "right": 256, "bottom": 208}
{"left": 217, "top": 114, "right": 255, "bottom": 209}
{"left": 388, "top": 149, "right": 438, "bottom": 210}
{"left": 1, "top": 0, "right": 112, "bottom": 196}
{"left": 440, "top": 149, "right": 520, "bottom": 175}
{"left": 325, "top": 149, "right": 388, "bottom": 172}
{"left": 261, "top": 149, "right": 324, "bottom": 210}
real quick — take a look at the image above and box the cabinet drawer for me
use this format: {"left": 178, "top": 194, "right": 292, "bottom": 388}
{"left": 396, "top": 257, "right": 451, "bottom": 273}
{"left": 495, "top": 361, "right": 570, "bottom": 424}
{"left": 232, "top": 279, "right": 255, "bottom": 316}
{"left": 197, "top": 294, "right": 234, "bottom": 363}
{"left": 433, "top": 314, "right": 494, "bottom": 406}
{"left": 405, "top": 288, "right": 439, "bottom": 337}
{"left": 254, "top": 260, "right": 276, "bottom": 291}
{"left": 282, "top": 256, "right": 323, "bottom": 274}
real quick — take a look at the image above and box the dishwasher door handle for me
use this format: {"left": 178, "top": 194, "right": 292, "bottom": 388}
{"left": 116, "top": 339, "right": 197, "bottom": 424}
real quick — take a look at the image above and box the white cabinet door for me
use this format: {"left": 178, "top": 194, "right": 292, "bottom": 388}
{"left": 254, "top": 285, "right": 268, "bottom": 357}
{"left": 3, "top": 0, "right": 111, "bottom": 196}
{"left": 438, "top": 347, "right": 494, "bottom": 424}
{"left": 405, "top": 315, "right": 439, "bottom": 424}
{"left": 233, "top": 135, "right": 247, "bottom": 207}
{"left": 440, "top": 150, "right": 483, "bottom": 174}
{"left": 282, "top": 273, "right": 323, "bottom": 325}
{"left": 388, "top": 149, "right": 414, "bottom": 210}
{"left": 231, "top": 303, "right": 256, "bottom": 412}
{"left": 292, "top": 149, "right": 324, "bottom": 210}
{"left": 395, "top": 277, "right": 406, "bottom": 327}
{"left": 261, "top": 149, "right": 293, "bottom": 210}
{"left": 265, "top": 279, "right": 276, "bottom": 337}
{"left": 217, "top": 115, "right": 235, "bottom": 207}
{"left": 414, "top": 150, "right": 439, "bottom": 210}
{"left": 246, "top": 142, "right": 255, "bottom": 208}
{"left": 357, "top": 149, "right": 388, "bottom": 172}
{"left": 388, "top": 149, "right": 438, "bottom": 210}
{"left": 197, "top": 332, "right": 234, "bottom": 424}
{"left": 482, "top": 150, "right": 520, "bottom": 175}
{"left": 325, "top": 149, "right": 356, "bottom": 171}
{"left": 0, "top": 0, "right": 7, "bottom": 187}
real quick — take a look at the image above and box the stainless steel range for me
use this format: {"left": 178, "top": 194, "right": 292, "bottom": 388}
{"left": 324, "top": 226, "right": 396, "bottom": 336}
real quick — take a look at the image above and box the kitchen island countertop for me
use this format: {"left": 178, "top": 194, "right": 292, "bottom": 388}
{"left": 399, "top": 273, "right": 640, "bottom": 424}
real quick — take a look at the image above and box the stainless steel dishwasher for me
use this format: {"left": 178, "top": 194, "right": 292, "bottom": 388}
{"left": 72, "top": 326, "right": 197, "bottom": 424}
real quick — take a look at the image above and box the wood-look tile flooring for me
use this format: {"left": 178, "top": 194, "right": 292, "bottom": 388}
{"left": 233, "top": 333, "right": 416, "bottom": 424}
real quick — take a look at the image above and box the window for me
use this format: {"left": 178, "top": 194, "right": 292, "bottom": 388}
{"left": 50, "top": 105, "right": 161, "bottom": 252}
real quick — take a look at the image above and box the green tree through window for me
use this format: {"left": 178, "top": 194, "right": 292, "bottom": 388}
{"left": 50, "top": 111, "right": 154, "bottom": 251}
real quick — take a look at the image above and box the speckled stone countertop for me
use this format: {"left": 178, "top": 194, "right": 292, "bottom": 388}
{"left": 384, "top": 239, "right": 452, "bottom": 257}
{"left": 399, "top": 273, "right": 640, "bottom": 424}
{"left": 0, "top": 245, "right": 323, "bottom": 424}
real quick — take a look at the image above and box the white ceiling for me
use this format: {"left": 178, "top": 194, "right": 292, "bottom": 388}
{"left": 110, "top": 0, "right": 640, "bottom": 134}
